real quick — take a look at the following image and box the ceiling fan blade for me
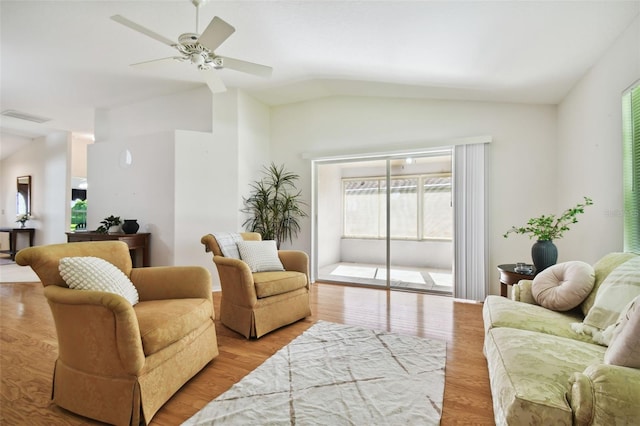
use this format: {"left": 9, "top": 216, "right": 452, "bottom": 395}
{"left": 198, "top": 16, "right": 235, "bottom": 51}
{"left": 201, "top": 70, "right": 226, "bottom": 93}
{"left": 130, "top": 57, "right": 182, "bottom": 68}
{"left": 217, "top": 56, "right": 273, "bottom": 78}
{"left": 111, "top": 15, "right": 177, "bottom": 47}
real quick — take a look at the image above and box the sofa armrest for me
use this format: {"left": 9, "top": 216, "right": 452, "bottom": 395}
{"left": 130, "top": 266, "right": 212, "bottom": 302}
{"left": 44, "top": 285, "right": 145, "bottom": 375}
{"left": 278, "top": 250, "right": 310, "bottom": 284}
{"left": 568, "top": 364, "right": 640, "bottom": 426}
{"left": 511, "top": 279, "right": 538, "bottom": 305}
{"left": 213, "top": 256, "right": 258, "bottom": 307}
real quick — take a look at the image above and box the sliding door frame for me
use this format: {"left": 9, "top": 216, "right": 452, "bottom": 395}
{"left": 307, "top": 135, "right": 491, "bottom": 300}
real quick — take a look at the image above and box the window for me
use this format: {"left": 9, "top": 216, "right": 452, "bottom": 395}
{"left": 622, "top": 82, "right": 640, "bottom": 252}
{"left": 343, "top": 174, "right": 452, "bottom": 240}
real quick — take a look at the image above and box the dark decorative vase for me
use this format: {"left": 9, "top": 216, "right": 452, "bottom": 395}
{"left": 122, "top": 219, "right": 139, "bottom": 234}
{"left": 531, "top": 240, "right": 558, "bottom": 272}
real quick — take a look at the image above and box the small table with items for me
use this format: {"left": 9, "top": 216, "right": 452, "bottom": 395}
{"left": 66, "top": 232, "right": 151, "bottom": 267}
{"left": 497, "top": 263, "right": 537, "bottom": 297}
{"left": 0, "top": 227, "right": 36, "bottom": 261}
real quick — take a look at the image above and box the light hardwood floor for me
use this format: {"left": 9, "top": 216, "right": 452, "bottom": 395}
{"left": 0, "top": 281, "right": 494, "bottom": 425}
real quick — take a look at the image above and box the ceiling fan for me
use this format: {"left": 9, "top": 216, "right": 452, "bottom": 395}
{"left": 110, "top": 0, "right": 272, "bottom": 93}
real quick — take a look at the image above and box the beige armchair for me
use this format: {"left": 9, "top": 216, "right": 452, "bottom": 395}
{"left": 15, "top": 241, "right": 218, "bottom": 426}
{"left": 201, "top": 232, "right": 311, "bottom": 339}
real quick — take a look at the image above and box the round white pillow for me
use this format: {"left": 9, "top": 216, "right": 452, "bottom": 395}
{"left": 532, "top": 261, "right": 595, "bottom": 311}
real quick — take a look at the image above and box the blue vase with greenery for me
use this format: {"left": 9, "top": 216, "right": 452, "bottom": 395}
{"left": 504, "top": 197, "right": 593, "bottom": 271}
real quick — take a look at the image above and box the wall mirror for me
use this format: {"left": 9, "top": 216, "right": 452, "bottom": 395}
{"left": 17, "top": 175, "right": 31, "bottom": 216}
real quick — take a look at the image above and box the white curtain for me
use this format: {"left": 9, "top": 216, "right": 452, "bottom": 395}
{"left": 453, "top": 143, "right": 489, "bottom": 300}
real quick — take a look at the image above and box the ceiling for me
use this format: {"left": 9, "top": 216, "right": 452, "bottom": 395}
{"left": 1, "top": 0, "right": 639, "bottom": 157}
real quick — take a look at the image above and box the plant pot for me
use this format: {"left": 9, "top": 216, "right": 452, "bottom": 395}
{"left": 122, "top": 219, "right": 139, "bottom": 234}
{"left": 531, "top": 240, "right": 557, "bottom": 272}
{"left": 108, "top": 225, "right": 122, "bottom": 234}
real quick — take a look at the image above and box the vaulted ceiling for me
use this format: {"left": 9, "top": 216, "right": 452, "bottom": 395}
{"left": 1, "top": 0, "right": 639, "bottom": 149}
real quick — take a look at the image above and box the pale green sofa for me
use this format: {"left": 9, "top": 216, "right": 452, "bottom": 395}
{"left": 483, "top": 252, "right": 640, "bottom": 425}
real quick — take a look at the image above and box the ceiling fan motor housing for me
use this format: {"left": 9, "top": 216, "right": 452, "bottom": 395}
{"left": 178, "top": 33, "right": 199, "bottom": 44}
{"left": 176, "top": 34, "right": 214, "bottom": 69}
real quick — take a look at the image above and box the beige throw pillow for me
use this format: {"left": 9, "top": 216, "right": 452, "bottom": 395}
{"left": 531, "top": 261, "right": 595, "bottom": 311}
{"left": 237, "top": 240, "right": 285, "bottom": 273}
{"left": 59, "top": 256, "right": 139, "bottom": 305}
{"left": 605, "top": 296, "right": 640, "bottom": 368}
{"left": 583, "top": 257, "right": 640, "bottom": 331}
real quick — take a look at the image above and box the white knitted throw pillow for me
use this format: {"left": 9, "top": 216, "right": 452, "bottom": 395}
{"left": 59, "top": 256, "right": 139, "bottom": 305}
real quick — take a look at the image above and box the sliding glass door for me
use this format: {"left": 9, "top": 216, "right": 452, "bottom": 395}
{"left": 315, "top": 150, "right": 453, "bottom": 294}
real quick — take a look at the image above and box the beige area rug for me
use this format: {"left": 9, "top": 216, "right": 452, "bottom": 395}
{"left": 183, "top": 320, "right": 446, "bottom": 425}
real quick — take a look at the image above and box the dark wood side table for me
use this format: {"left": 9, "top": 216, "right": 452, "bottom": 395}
{"left": 0, "top": 227, "right": 35, "bottom": 260}
{"left": 66, "top": 232, "right": 151, "bottom": 267}
{"left": 497, "top": 264, "right": 537, "bottom": 297}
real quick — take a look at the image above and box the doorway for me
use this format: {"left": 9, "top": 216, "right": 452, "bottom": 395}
{"left": 315, "top": 150, "right": 453, "bottom": 294}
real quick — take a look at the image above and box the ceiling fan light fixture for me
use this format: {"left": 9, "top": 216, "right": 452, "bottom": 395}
{"left": 190, "top": 52, "right": 206, "bottom": 66}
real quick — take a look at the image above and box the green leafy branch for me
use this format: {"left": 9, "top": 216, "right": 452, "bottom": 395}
{"left": 503, "top": 197, "right": 593, "bottom": 241}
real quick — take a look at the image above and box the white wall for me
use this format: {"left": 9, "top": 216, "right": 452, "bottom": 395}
{"left": 271, "top": 96, "right": 558, "bottom": 295}
{"left": 201, "top": 89, "right": 272, "bottom": 289}
{"left": 208, "top": 88, "right": 271, "bottom": 233}
{"left": 88, "top": 132, "right": 176, "bottom": 265}
{"left": 237, "top": 90, "right": 271, "bottom": 231}
{"left": 94, "top": 87, "right": 212, "bottom": 142}
{"left": 90, "top": 87, "right": 272, "bottom": 290}
{"left": 210, "top": 89, "right": 241, "bottom": 233}
{"left": 557, "top": 15, "right": 640, "bottom": 264}
{"left": 0, "top": 131, "right": 71, "bottom": 247}
{"left": 317, "top": 163, "right": 342, "bottom": 267}
{"left": 174, "top": 130, "right": 220, "bottom": 272}
{"left": 70, "top": 133, "right": 93, "bottom": 178}
{"left": 90, "top": 86, "right": 214, "bottom": 267}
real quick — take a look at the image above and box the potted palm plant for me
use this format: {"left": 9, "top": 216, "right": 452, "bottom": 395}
{"left": 503, "top": 196, "right": 593, "bottom": 271}
{"left": 242, "top": 163, "right": 307, "bottom": 249}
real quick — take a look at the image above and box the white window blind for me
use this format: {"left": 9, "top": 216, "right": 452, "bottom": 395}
{"left": 453, "top": 143, "right": 489, "bottom": 300}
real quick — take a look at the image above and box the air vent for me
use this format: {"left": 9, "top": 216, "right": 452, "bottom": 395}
{"left": 1, "top": 109, "right": 52, "bottom": 124}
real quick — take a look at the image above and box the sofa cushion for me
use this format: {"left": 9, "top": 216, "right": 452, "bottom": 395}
{"left": 59, "top": 256, "right": 139, "bottom": 305}
{"left": 237, "top": 240, "right": 285, "bottom": 272}
{"left": 583, "top": 257, "right": 640, "bottom": 331}
{"left": 581, "top": 252, "right": 638, "bottom": 316}
{"left": 253, "top": 271, "right": 308, "bottom": 298}
{"left": 605, "top": 296, "right": 640, "bottom": 368}
{"left": 483, "top": 295, "right": 592, "bottom": 343}
{"left": 484, "top": 327, "right": 606, "bottom": 426}
{"left": 532, "top": 261, "right": 595, "bottom": 311}
{"left": 134, "top": 298, "right": 213, "bottom": 356}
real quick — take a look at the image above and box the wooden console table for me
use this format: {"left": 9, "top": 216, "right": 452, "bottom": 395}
{"left": 0, "top": 227, "right": 35, "bottom": 261}
{"left": 66, "top": 232, "right": 151, "bottom": 267}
